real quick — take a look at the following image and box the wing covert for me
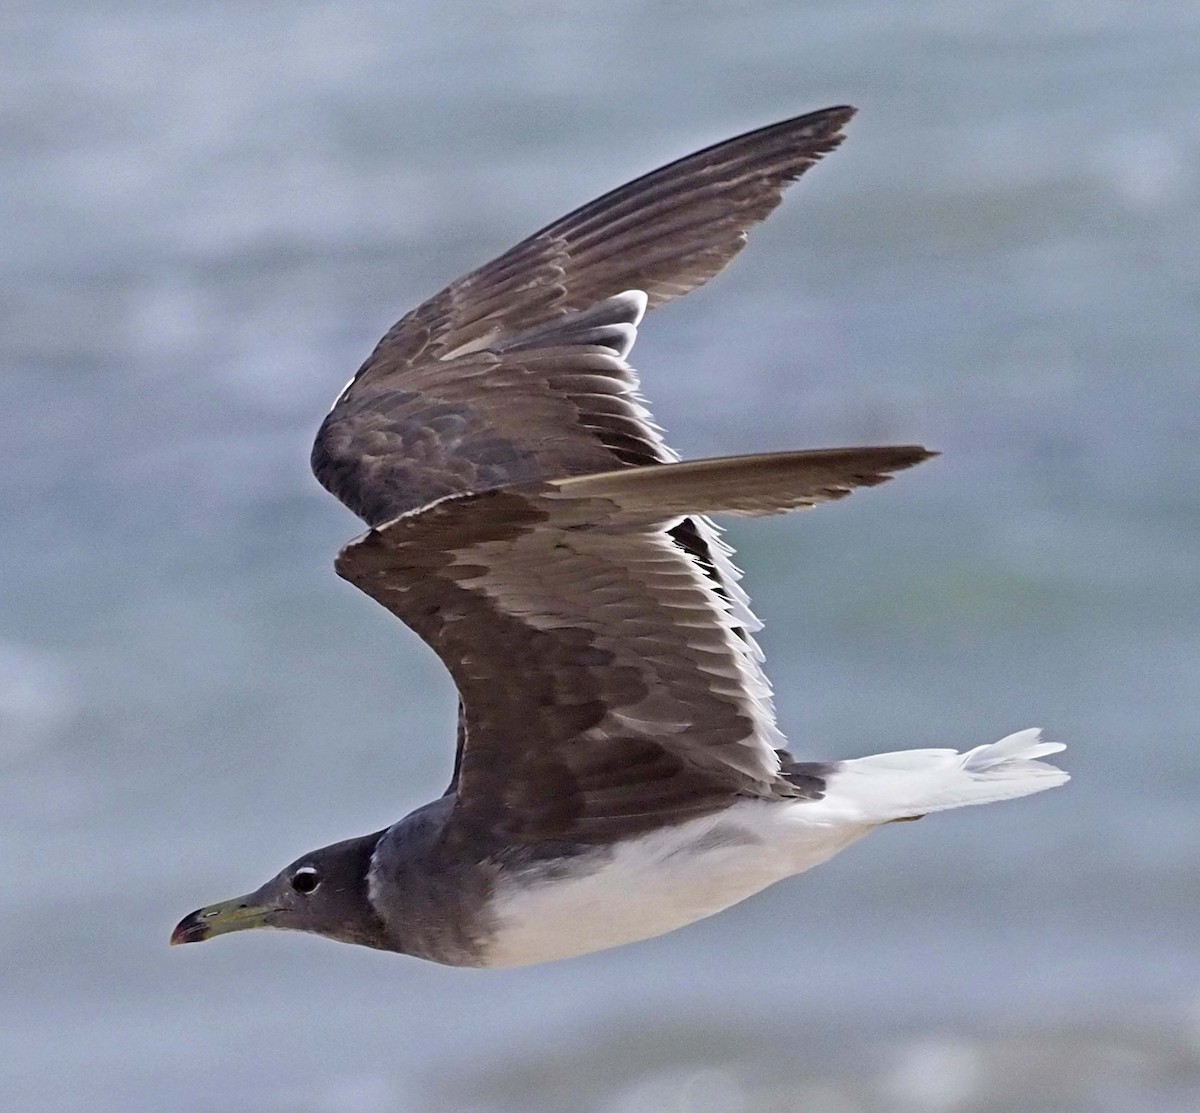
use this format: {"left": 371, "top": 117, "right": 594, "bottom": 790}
{"left": 335, "top": 447, "right": 932, "bottom": 844}
{"left": 313, "top": 107, "right": 856, "bottom": 525}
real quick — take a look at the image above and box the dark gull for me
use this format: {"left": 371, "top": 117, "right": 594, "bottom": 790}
{"left": 171, "top": 107, "right": 1067, "bottom": 966}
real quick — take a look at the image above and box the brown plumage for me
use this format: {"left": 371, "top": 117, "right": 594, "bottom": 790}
{"left": 337, "top": 447, "right": 932, "bottom": 843}
{"left": 169, "top": 106, "right": 1064, "bottom": 971}
{"left": 312, "top": 105, "right": 856, "bottom": 525}
{"left": 308, "top": 104, "right": 931, "bottom": 847}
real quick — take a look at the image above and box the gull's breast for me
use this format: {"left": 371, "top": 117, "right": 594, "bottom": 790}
{"left": 480, "top": 799, "right": 865, "bottom": 967}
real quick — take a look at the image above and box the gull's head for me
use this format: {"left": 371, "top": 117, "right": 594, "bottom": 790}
{"left": 170, "top": 830, "right": 387, "bottom": 949}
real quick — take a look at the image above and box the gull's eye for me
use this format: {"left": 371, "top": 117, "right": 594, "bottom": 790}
{"left": 290, "top": 866, "right": 320, "bottom": 894}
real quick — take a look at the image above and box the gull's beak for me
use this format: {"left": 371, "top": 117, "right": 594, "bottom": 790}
{"left": 170, "top": 894, "right": 276, "bottom": 945}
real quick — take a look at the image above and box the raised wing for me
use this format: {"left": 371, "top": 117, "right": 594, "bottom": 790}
{"left": 353, "top": 105, "right": 853, "bottom": 385}
{"left": 313, "top": 106, "right": 855, "bottom": 525}
{"left": 335, "top": 447, "right": 933, "bottom": 845}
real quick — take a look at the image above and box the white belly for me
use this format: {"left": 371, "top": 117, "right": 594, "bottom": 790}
{"left": 482, "top": 799, "right": 875, "bottom": 968}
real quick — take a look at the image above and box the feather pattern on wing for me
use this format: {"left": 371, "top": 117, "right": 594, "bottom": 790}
{"left": 346, "top": 106, "right": 855, "bottom": 384}
{"left": 312, "top": 106, "right": 855, "bottom": 525}
{"left": 313, "top": 106, "right": 872, "bottom": 821}
{"left": 336, "top": 448, "right": 932, "bottom": 843}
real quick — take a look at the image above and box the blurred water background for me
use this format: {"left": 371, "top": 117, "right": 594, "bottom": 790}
{"left": 3, "top": 2, "right": 1199, "bottom": 1110}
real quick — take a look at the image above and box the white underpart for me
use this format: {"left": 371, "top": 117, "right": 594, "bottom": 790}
{"left": 483, "top": 729, "right": 1068, "bottom": 967}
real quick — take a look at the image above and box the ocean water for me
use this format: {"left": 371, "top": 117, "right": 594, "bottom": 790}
{"left": 3, "top": 2, "right": 1199, "bottom": 1111}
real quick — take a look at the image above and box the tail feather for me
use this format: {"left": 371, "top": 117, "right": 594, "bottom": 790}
{"left": 828, "top": 729, "right": 1069, "bottom": 823}
{"left": 961, "top": 727, "right": 1066, "bottom": 769}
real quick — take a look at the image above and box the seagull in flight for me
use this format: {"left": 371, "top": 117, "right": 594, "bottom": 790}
{"left": 171, "top": 106, "right": 1067, "bottom": 966}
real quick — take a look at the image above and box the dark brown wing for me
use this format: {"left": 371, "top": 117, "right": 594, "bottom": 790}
{"left": 317, "top": 108, "right": 859, "bottom": 803}
{"left": 313, "top": 107, "right": 855, "bottom": 525}
{"left": 313, "top": 295, "right": 659, "bottom": 526}
{"left": 335, "top": 447, "right": 933, "bottom": 845}
{"left": 355, "top": 105, "right": 854, "bottom": 380}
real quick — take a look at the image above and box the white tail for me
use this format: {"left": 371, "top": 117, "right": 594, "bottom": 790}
{"left": 825, "top": 729, "right": 1069, "bottom": 824}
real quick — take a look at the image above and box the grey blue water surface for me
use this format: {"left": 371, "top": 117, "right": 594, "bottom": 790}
{"left": 3, "top": 2, "right": 1199, "bottom": 1111}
